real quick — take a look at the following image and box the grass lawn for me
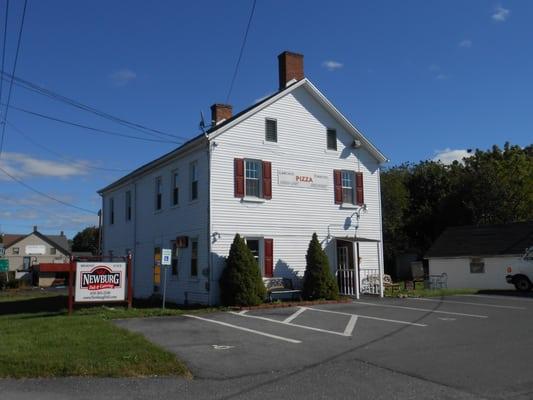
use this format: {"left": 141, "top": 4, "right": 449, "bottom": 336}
{"left": 0, "top": 291, "right": 218, "bottom": 378}
{"left": 385, "top": 282, "right": 479, "bottom": 297}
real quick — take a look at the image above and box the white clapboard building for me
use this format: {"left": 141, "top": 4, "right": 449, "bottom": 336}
{"left": 99, "top": 51, "right": 388, "bottom": 305}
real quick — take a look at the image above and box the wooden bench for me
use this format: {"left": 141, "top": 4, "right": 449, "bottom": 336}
{"left": 263, "top": 277, "right": 302, "bottom": 302}
{"left": 383, "top": 274, "right": 401, "bottom": 295}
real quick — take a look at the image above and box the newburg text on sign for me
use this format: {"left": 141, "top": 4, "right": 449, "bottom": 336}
{"left": 75, "top": 262, "right": 126, "bottom": 302}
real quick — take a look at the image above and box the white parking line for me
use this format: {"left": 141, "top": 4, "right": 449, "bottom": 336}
{"left": 184, "top": 314, "right": 301, "bottom": 344}
{"left": 301, "top": 307, "right": 427, "bottom": 327}
{"left": 283, "top": 307, "right": 307, "bottom": 323}
{"left": 343, "top": 315, "right": 358, "bottom": 336}
{"left": 459, "top": 294, "right": 533, "bottom": 303}
{"left": 352, "top": 301, "right": 488, "bottom": 319}
{"left": 229, "top": 311, "right": 349, "bottom": 337}
{"left": 409, "top": 297, "right": 526, "bottom": 310}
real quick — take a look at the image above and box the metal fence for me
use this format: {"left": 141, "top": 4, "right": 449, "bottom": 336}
{"left": 359, "top": 268, "right": 381, "bottom": 295}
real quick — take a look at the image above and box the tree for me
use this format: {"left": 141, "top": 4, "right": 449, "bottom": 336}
{"left": 302, "top": 233, "right": 339, "bottom": 300}
{"left": 219, "top": 234, "right": 266, "bottom": 306}
{"left": 71, "top": 226, "right": 99, "bottom": 254}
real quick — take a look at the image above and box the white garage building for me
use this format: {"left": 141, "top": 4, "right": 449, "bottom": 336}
{"left": 98, "top": 51, "right": 388, "bottom": 305}
{"left": 426, "top": 222, "right": 533, "bottom": 290}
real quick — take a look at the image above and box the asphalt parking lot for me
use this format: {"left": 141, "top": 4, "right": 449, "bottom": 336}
{"left": 112, "top": 294, "right": 533, "bottom": 399}
{"left": 2, "top": 294, "right": 532, "bottom": 400}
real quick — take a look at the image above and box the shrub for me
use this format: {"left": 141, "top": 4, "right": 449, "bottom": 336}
{"left": 302, "top": 233, "right": 339, "bottom": 300}
{"left": 219, "top": 234, "right": 266, "bottom": 306}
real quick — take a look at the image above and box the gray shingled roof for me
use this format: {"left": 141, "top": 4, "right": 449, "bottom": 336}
{"left": 425, "top": 221, "right": 533, "bottom": 258}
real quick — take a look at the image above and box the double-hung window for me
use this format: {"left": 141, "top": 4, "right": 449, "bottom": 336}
{"left": 171, "top": 241, "right": 179, "bottom": 277}
{"left": 155, "top": 177, "right": 162, "bottom": 211}
{"left": 327, "top": 129, "right": 337, "bottom": 151}
{"left": 245, "top": 159, "right": 262, "bottom": 198}
{"left": 109, "top": 197, "right": 115, "bottom": 224}
{"left": 190, "top": 162, "right": 198, "bottom": 201}
{"left": 171, "top": 171, "right": 179, "bottom": 206}
{"left": 341, "top": 171, "right": 355, "bottom": 204}
{"left": 125, "top": 190, "right": 132, "bottom": 221}
{"left": 190, "top": 238, "right": 198, "bottom": 277}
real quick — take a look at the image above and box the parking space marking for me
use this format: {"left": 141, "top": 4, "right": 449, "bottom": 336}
{"left": 301, "top": 307, "right": 427, "bottom": 327}
{"left": 283, "top": 307, "right": 307, "bottom": 323}
{"left": 460, "top": 294, "right": 533, "bottom": 303}
{"left": 410, "top": 298, "right": 526, "bottom": 310}
{"left": 352, "top": 301, "right": 488, "bottom": 319}
{"left": 229, "top": 311, "right": 349, "bottom": 337}
{"left": 343, "top": 315, "right": 358, "bottom": 336}
{"left": 184, "top": 314, "right": 302, "bottom": 344}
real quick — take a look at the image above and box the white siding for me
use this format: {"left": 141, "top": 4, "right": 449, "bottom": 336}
{"left": 209, "top": 85, "right": 384, "bottom": 300}
{"left": 428, "top": 256, "right": 518, "bottom": 290}
{"left": 102, "top": 145, "right": 210, "bottom": 304}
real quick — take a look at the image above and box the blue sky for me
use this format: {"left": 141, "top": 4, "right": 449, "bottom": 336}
{"left": 0, "top": 0, "right": 531, "bottom": 238}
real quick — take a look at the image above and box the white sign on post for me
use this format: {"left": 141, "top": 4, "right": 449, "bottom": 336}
{"left": 161, "top": 249, "right": 172, "bottom": 266}
{"left": 75, "top": 262, "right": 126, "bottom": 302}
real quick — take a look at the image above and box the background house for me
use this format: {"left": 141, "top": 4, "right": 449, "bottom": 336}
{"left": 1, "top": 226, "right": 71, "bottom": 286}
{"left": 425, "top": 221, "right": 533, "bottom": 290}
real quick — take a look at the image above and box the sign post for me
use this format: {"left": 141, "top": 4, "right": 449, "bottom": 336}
{"left": 161, "top": 248, "right": 172, "bottom": 309}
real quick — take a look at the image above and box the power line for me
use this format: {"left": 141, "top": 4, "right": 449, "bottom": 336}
{"left": 0, "top": 0, "right": 9, "bottom": 118}
{"left": 3, "top": 103, "right": 181, "bottom": 144}
{"left": 5, "top": 120, "right": 130, "bottom": 172}
{"left": 0, "top": 164, "right": 96, "bottom": 214}
{"left": 0, "top": 72, "right": 191, "bottom": 142}
{"left": 225, "top": 0, "right": 257, "bottom": 104}
{"left": 0, "top": 0, "right": 27, "bottom": 158}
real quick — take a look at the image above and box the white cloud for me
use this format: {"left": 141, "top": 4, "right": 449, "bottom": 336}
{"left": 322, "top": 60, "right": 344, "bottom": 71}
{"left": 0, "top": 152, "right": 89, "bottom": 180}
{"left": 492, "top": 5, "right": 510, "bottom": 22}
{"left": 459, "top": 39, "right": 472, "bottom": 48}
{"left": 109, "top": 68, "right": 137, "bottom": 86}
{"left": 433, "top": 148, "right": 473, "bottom": 165}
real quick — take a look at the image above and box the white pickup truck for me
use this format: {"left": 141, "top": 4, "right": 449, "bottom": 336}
{"left": 505, "top": 247, "right": 533, "bottom": 291}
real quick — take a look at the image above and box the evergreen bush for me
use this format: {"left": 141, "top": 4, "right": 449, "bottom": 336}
{"left": 302, "top": 233, "right": 339, "bottom": 300}
{"left": 219, "top": 234, "right": 266, "bottom": 306}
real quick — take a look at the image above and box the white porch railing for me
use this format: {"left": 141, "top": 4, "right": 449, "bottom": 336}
{"left": 336, "top": 269, "right": 357, "bottom": 296}
{"left": 359, "top": 268, "right": 381, "bottom": 295}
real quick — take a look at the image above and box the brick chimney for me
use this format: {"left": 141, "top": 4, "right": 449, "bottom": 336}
{"left": 278, "top": 51, "right": 304, "bottom": 90}
{"left": 211, "top": 104, "right": 232, "bottom": 125}
{"left": 33, "top": 225, "right": 37, "bottom": 233}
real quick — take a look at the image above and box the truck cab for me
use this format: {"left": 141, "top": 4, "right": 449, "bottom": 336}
{"left": 506, "top": 247, "right": 533, "bottom": 291}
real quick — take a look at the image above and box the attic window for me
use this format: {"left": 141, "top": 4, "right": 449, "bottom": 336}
{"left": 327, "top": 129, "right": 337, "bottom": 150}
{"left": 265, "top": 119, "right": 277, "bottom": 142}
{"left": 470, "top": 258, "right": 485, "bottom": 273}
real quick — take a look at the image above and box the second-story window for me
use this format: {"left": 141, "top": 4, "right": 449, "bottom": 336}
{"left": 155, "top": 177, "right": 162, "bottom": 211}
{"left": 125, "top": 190, "right": 132, "bottom": 221}
{"left": 265, "top": 118, "right": 277, "bottom": 142}
{"left": 110, "top": 197, "right": 115, "bottom": 224}
{"left": 190, "top": 162, "right": 198, "bottom": 201}
{"left": 50, "top": 247, "right": 56, "bottom": 255}
{"left": 341, "top": 171, "right": 355, "bottom": 204}
{"left": 245, "top": 159, "right": 262, "bottom": 198}
{"left": 190, "top": 238, "right": 198, "bottom": 277}
{"left": 327, "top": 129, "right": 337, "bottom": 151}
{"left": 171, "top": 170, "right": 179, "bottom": 206}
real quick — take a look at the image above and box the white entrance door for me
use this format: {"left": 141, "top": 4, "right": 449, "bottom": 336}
{"left": 336, "top": 241, "right": 356, "bottom": 296}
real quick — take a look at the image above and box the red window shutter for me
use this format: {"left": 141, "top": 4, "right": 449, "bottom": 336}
{"left": 264, "top": 238, "right": 273, "bottom": 277}
{"left": 334, "top": 169, "right": 342, "bottom": 204}
{"left": 356, "top": 172, "right": 364, "bottom": 205}
{"left": 262, "top": 161, "right": 272, "bottom": 200}
{"left": 234, "top": 158, "right": 244, "bottom": 198}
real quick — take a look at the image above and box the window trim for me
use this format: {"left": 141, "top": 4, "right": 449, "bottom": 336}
{"left": 327, "top": 128, "right": 337, "bottom": 151}
{"left": 470, "top": 258, "right": 485, "bottom": 274}
{"left": 265, "top": 118, "right": 278, "bottom": 143}
{"left": 244, "top": 159, "right": 263, "bottom": 198}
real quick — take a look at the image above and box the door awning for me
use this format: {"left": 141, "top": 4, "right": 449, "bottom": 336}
{"left": 335, "top": 236, "right": 380, "bottom": 243}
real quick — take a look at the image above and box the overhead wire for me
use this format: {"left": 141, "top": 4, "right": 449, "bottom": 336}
{"left": 0, "top": 0, "right": 27, "bottom": 158}
{"left": 225, "top": 0, "right": 257, "bottom": 104}
{"left": 0, "top": 0, "right": 9, "bottom": 121}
